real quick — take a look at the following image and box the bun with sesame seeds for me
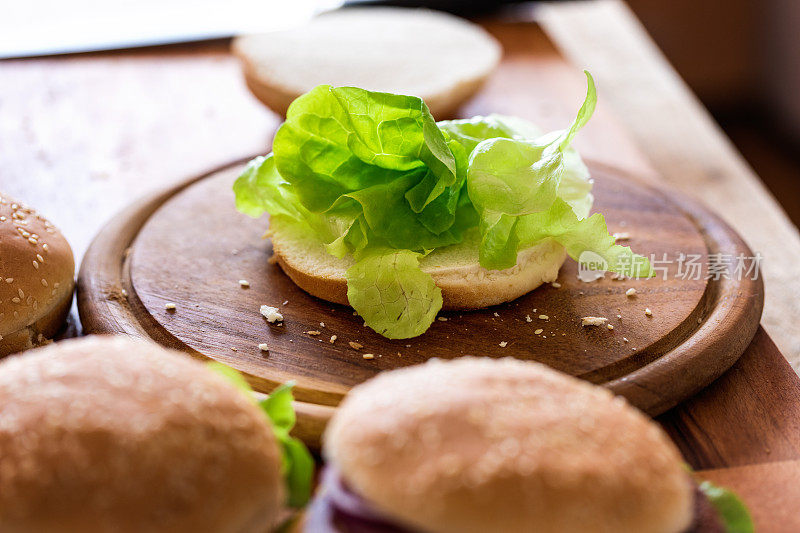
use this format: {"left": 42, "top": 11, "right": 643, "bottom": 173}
{"left": 312, "top": 357, "right": 696, "bottom": 533}
{"left": 0, "top": 335, "right": 286, "bottom": 532}
{"left": 0, "top": 194, "right": 75, "bottom": 356}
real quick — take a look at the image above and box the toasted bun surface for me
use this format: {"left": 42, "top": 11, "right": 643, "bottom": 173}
{"left": 269, "top": 218, "right": 566, "bottom": 310}
{"left": 0, "top": 194, "right": 75, "bottom": 356}
{"left": 324, "top": 357, "right": 693, "bottom": 533}
{"left": 232, "top": 8, "right": 501, "bottom": 118}
{"left": 0, "top": 336, "right": 285, "bottom": 533}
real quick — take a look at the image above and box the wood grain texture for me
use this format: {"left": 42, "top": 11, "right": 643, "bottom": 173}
{"left": 77, "top": 158, "right": 762, "bottom": 438}
{"left": 539, "top": 0, "right": 800, "bottom": 370}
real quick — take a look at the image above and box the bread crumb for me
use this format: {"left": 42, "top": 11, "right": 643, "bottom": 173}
{"left": 258, "top": 343, "right": 269, "bottom": 352}
{"left": 581, "top": 316, "right": 608, "bottom": 326}
{"left": 282, "top": 300, "right": 289, "bottom": 305}
{"left": 534, "top": 329, "right": 543, "bottom": 335}
{"left": 231, "top": 347, "right": 238, "bottom": 352}
{"left": 306, "top": 330, "right": 321, "bottom": 336}
{"left": 362, "top": 353, "right": 374, "bottom": 360}
{"left": 499, "top": 341, "right": 508, "bottom": 347}
{"left": 538, "top": 314, "right": 549, "bottom": 320}
{"left": 239, "top": 279, "right": 250, "bottom": 288}
{"left": 329, "top": 335, "right": 337, "bottom": 344}
{"left": 438, "top": 317, "right": 448, "bottom": 322}
{"left": 165, "top": 303, "right": 177, "bottom": 311}
{"left": 493, "top": 312, "right": 500, "bottom": 317}
{"left": 525, "top": 315, "right": 532, "bottom": 322}
{"left": 551, "top": 282, "right": 561, "bottom": 288}
{"left": 613, "top": 232, "right": 631, "bottom": 241}
{"left": 625, "top": 287, "right": 637, "bottom": 297}
{"left": 607, "top": 324, "right": 614, "bottom": 330}
{"left": 260, "top": 305, "right": 283, "bottom": 323}
{"left": 349, "top": 341, "right": 363, "bottom": 350}
{"left": 623, "top": 337, "right": 629, "bottom": 343}
{"left": 320, "top": 322, "right": 326, "bottom": 328}
{"left": 645, "top": 308, "right": 653, "bottom": 317}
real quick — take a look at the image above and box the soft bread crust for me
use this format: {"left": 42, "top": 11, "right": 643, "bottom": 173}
{"left": 269, "top": 218, "right": 566, "bottom": 311}
{"left": 0, "top": 193, "right": 75, "bottom": 356}
{"left": 0, "top": 336, "right": 285, "bottom": 533}
{"left": 324, "top": 358, "right": 694, "bottom": 533}
{"left": 232, "top": 8, "right": 501, "bottom": 118}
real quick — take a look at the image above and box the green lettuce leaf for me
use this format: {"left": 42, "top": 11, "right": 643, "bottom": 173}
{"left": 699, "top": 480, "right": 754, "bottom": 533}
{"left": 207, "top": 363, "right": 314, "bottom": 508}
{"left": 345, "top": 248, "right": 442, "bottom": 339}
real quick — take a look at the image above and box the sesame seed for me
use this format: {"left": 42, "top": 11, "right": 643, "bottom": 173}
{"left": 258, "top": 343, "right": 269, "bottom": 352}
{"left": 306, "top": 330, "right": 321, "bottom": 336}
{"left": 41, "top": 279, "right": 48, "bottom": 287}
{"left": 17, "top": 289, "right": 24, "bottom": 298}
{"left": 165, "top": 303, "right": 177, "bottom": 311}
{"left": 623, "top": 337, "right": 630, "bottom": 343}
{"left": 499, "top": 341, "right": 508, "bottom": 347}
{"left": 437, "top": 317, "right": 448, "bottom": 322}
{"left": 538, "top": 314, "right": 549, "bottom": 320}
{"left": 362, "top": 353, "right": 374, "bottom": 360}
{"left": 238, "top": 279, "right": 250, "bottom": 288}
{"left": 32, "top": 261, "right": 38, "bottom": 269}
{"left": 534, "top": 329, "right": 543, "bottom": 335}
{"left": 349, "top": 341, "right": 363, "bottom": 350}
{"left": 626, "top": 288, "right": 637, "bottom": 297}
{"left": 28, "top": 237, "right": 37, "bottom": 245}
{"left": 42, "top": 243, "right": 49, "bottom": 252}
{"left": 11, "top": 297, "right": 20, "bottom": 303}
{"left": 36, "top": 254, "right": 44, "bottom": 262}
{"left": 645, "top": 308, "right": 653, "bottom": 316}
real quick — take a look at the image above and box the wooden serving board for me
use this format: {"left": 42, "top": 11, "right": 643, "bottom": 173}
{"left": 78, "top": 157, "right": 762, "bottom": 447}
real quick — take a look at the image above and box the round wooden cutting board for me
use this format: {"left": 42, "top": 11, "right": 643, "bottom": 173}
{"left": 78, "top": 159, "right": 763, "bottom": 447}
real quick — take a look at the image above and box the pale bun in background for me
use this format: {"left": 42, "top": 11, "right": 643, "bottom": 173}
{"left": 233, "top": 7, "right": 501, "bottom": 118}
{"left": 269, "top": 218, "right": 566, "bottom": 310}
{"left": 0, "top": 336, "right": 285, "bottom": 533}
{"left": 0, "top": 193, "right": 74, "bottom": 356}
{"left": 324, "top": 357, "right": 694, "bottom": 533}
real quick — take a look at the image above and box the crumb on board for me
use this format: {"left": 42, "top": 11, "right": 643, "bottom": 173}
{"left": 165, "top": 303, "right": 177, "bottom": 312}
{"left": 258, "top": 343, "right": 269, "bottom": 352}
{"left": 581, "top": 316, "right": 608, "bottom": 327}
{"left": 525, "top": 315, "right": 532, "bottom": 323}
{"left": 645, "top": 308, "right": 653, "bottom": 317}
{"left": 623, "top": 337, "right": 629, "bottom": 343}
{"left": 499, "top": 341, "right": 508, "bottom": 348}
{"left": 493, "top": 312, "right": 500, "bottom": 317}
{"left": 438, "top": 317, "right": 448, "bottom": 322}
{"left": 231, "top": 347, "right": 238, "bottom": 352}
{"left": 551, "top": 282, "right": 561, "bottom": 288}
{"left": 329, "top": 335, "right": 337, "bottom": 344}
{"left": 626, "top": 287, "right": 637, "bottom": 297}
{"left": 534, "top": 329, "right": 543, "bottom": 335}
{"left": 613, "top": 232, "right": 631, "bottom": 241}
{"left": 239, "top": 279, "right": 250, "bottom": 288}
{"left": 538, "top": 314, "right": 549, "bottom": 320}
{"left": 282, "top": 300, "right": 289, "bottom": 305}
{"left": 362, "top": 353, "right": 375, "bottom": 360}
{"left": 260, "top": 305, "right": 284, "bottom": 323}
{"left": 305, "top": 330, "right": 321, "bottom": 336}
{"left": 607, "top": 324, "right": 614, "bottom": 330}
{"left": 349, "top": 341, "right": 363, "bottom": 350}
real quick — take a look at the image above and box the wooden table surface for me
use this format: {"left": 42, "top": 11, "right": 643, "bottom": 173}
{"left": 2, "top": 1, "right": 799, "bottom": 530}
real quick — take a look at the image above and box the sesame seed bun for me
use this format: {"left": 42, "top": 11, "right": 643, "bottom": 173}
{"left": 0, "top": 194, "right": 75, "bottom": 356}
{"left": 232, "top": 8, "right": 501, "bottom": 119}
{"left": 269, "top": 218, "right": 566, "bottom": 311}
{"left": 323, "top": 357, "right": 694, "bottom": 533}
{"left": 0, "top": 336, "right": 285, "bottom": 532}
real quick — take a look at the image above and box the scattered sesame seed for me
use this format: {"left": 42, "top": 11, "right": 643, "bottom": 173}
{"left": 42, "top": 243, "right": 49, "bottom": 252}
{"left": 538, "top": 314, "right": 549, "bottom": 320}
{"left": 32, "top": 261, "right": 38, "bottom": 269}
{"left": 258, "top": 343, "right": 269, "bottom": 352}
{"left": 28, "top": 237, "right": 37, "bottom": 244}
{"left": 581, "top": 316, "right": 608, "bottom": 327}
{"left": 499, "top": 341, "right": 508, "bottom": 347}
{"left": 306, "top": 330, "right": 321, "bottom": 336}
{"left": 165, "top": 303, "right": 177, "bottom": 311}
{"left": 41, "top": 279, "right": 47, "bottom": 287}
{"left": 362, "top": 353, "right": 375, "bottom": 360}
{"left": 36, "top": 254, "right": 44, "bottom": 262}
{"left": 534, "top": 329, "right": 543, "bottom": 335}
{"left": 551, "top": 282, "right": 561, "bottom": 288}
{"left": 626, "top": 287, "right": 637, "bottom": 297}
{"left": 11, "top": 297, "right": 20, "bottom": 303}
{"left": 329, "top": 335, "right": 337, "bottom": 344}
{"left": 645, "top": 308, "right": 653, "bottom": 317}
{"left": 349, "top": 341, "right": 363, "bottom": 350}
{"left": 239, "top": 279, "right": 250, "bottom": 288}
{"left": 438, "top": 317, "right": 448, "bottom": 322}
{"left": 525, "top": 315, "right": 532, "bottom": 322}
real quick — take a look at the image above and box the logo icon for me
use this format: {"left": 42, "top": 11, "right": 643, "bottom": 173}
{"left": 577, "top": 251, "right": 608, "bottom": 282}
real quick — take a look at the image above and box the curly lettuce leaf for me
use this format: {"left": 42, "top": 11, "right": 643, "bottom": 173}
{"left": 272, "top": 85, "right": 468, "bottom": 244}
{"left": 345, "top": 248, "right": 442, "bottom": 339}
{"left": 207, "top": 363, "right": 314, "bottom": 508}
{"left": 699, "top": 481, "right": 754, "bottom": 533}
